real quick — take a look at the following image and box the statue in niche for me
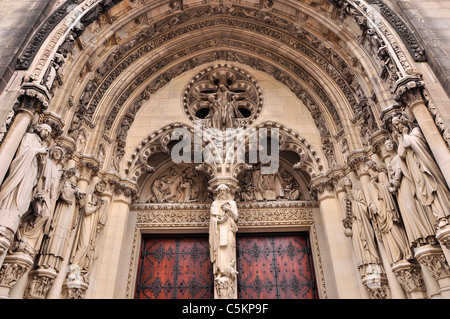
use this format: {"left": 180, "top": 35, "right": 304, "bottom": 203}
{"left": 340, "top": 177, "right": 382, "bottom": 271}
{"left": 147, "top": 167, "right": 209, "bottom": 203}
{"left": 15, "top": 145, "right": 63, "bottom": 255}
{"left": 39, "top": 167, "right": 83, "bottom": 271}
{"left": 385, "top": 138, "right": 436, "bottom": 247}
{"left": 391, "top": 114, "right": 450, "bottom": 228}
{"left": 78, "top": 80, "right": 96, "bottom": 108}
{"left": 70, "top": 181, "right": 107, "bottom": 275}
{"left": 209, "top": 184, "right": 238, "bottom": 299}
{"left": 206, "top": 84, "right": 243, "bottom": 130}
{"left": 366, "top": 161, "right": 413, "bottom": 265}
{"left": 0, "top": 124, "right": 51, "bottom": 248}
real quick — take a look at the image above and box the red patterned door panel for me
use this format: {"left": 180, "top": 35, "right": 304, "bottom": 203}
{"left": 237, "top": 233, "right": 318, "bottom": 299}
{"left": 135, "top": 235, "right": 213, "bottom": 299}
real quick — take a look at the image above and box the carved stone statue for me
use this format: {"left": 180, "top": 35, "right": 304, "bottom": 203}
{"left": 341, "top": 177, "right": 382, "bottom": 270}
{"left": 0, "top": 124, "right": 51, "bottom": 261}
{"left": 391, "top": 114, "right": 450, "bottom": 228}
{"left": 70, "top": 181, "right": 107, "bottom": 275}
{"left": 366, "top": 161, "right": 413, "bottom": 265}
{"left": 16, "top": 145, "right": 63, "bottom": 255}
{"left": 209, "top": 184, "right": 238, "bottom": 299}
{"left": 385, "top": 138, "right": 436, "bottom": 248}
{"left": 39, "top": 167, "right": 82, "bottom": 271}
{"left": 206, "top": 84, "right": 242, "bottom": 130}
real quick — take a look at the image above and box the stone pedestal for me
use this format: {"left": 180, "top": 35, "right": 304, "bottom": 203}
{"left": 392, "top": 260, "right": 427, "bottom": 299}
{"left": 23, "top": 268, "right": 57, "bottom": 299}
{"left": 62, "top": 279, "right": 89, "bottom": 299}
{"left": 415, "top": 244, "right": 450, "bottom": 298}
{"left": 0, "top": 251, "right": 33, "bottom": 299}
{"left": 361, "top": 272, "right": 390, "bottom": 299}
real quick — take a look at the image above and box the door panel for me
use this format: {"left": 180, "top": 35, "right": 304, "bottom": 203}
{"left": 135, "top": 236, "right": 213, "bottom": 299}
{"left": 237, "top": 233, "right": 317, "bottom": 299}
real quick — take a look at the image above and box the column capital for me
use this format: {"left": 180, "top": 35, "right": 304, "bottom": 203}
{"left": 77, "top": 154, "right": 100, "bottom": 182}
{"left": 346, "top": 150, "right": 370, "bottom": 177}
{"left": 393, "top": 76, "right": 426, "bottom": 109}
{"left": 17, "top": 82, "right": 51, "bottom": 113}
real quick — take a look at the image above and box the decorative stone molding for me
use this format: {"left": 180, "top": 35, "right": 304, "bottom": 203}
{"left": 363, "top": 0, "right": 426, "bottom": 62}
{"left": 15, "top": 0, "right": 85, "bottom": 70}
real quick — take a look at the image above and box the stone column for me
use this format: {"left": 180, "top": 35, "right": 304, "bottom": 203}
{"left": 87, "top": 177, "right": 136, "bottom": 299}
{"left": 0, "top": 84, "right": 50, "bottom": 185}
{"left": 313, "top": 175, "right": 365, "bottom": 298}
{"left": 414, "top": 245, "right": 450, "bottom": 298}
{"left": 393, "top": 76, "right": 450, "bottom": 189}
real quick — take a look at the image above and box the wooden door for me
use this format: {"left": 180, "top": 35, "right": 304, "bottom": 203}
{"left": 135, "top": 235, "right": 214, "bottom": 299}
{"left": 237, "top": 233, "right": 318, "bottom": 299}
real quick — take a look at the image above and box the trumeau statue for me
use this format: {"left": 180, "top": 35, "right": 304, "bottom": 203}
{"left": 209, "top": 184, "right": 238, "bottom": 299}
{"left": 0, "top": 124, "right": 52, "bottom": 253}
{"left": 385, "top": 138, "right": 436, "bottom": 247}
{"left": 366, "top": 160, "right": 413, "bottom": 265}
{"left": 391, "top": 114, "right": 450, "bottom": 228}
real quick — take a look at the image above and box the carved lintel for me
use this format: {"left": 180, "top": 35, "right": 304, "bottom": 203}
{"left": 414, "top": 245, "right": 450, "bottom": 281}
{"left": 23, "top": 268, "right": 57, "bottom": 299}
{"left": 393, "top": 76, "right": 426, "bottom": 108}
{"left": 392, "top": 260, "right": 426, "bottom": 295}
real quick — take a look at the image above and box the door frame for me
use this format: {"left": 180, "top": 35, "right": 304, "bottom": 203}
{"left": 125, "top": 201, "right": 327, "bottom": 299}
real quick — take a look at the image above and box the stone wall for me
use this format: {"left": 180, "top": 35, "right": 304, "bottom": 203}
{"left": 0, "top": 0, "right": 56, "bottom": 93}
{"left": 391, "top": 0, "right": 450, "bottom": 97}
